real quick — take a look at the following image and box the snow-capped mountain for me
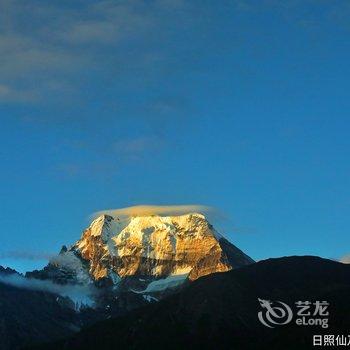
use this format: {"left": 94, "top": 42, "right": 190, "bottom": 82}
{"left": 28, "top": 213, "right": 254, "bottom": 306}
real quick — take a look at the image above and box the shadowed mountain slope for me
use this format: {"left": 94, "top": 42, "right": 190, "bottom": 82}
{"left": 36, "top": 256, "right": 350, "bottom": 350}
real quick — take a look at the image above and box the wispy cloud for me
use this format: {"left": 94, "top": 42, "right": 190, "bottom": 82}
{"left": 0, "top": 250, "right": 53, "bottom": 261}
{"left": 92, "top": 205, "right": 239, "bottom": 238}
{"left": 112, "top": 135, "right": 164, "bottom": 160}
{"left": 94, "top": 204, "right": 215, "bottom": 219}
{"left": 1, "top": 0, "right": 347, "bottom": 107}
{"left": 51, "top": 133, "right": 167, "bottom": 179}
{"left": 0, "top": 0, "right": 187, "bottom": 104}
{"left": 0, "top": 273, "right": 97, "bottom": 306}
{"left": 0, "top": 84, "right": 37, "bottom": 103}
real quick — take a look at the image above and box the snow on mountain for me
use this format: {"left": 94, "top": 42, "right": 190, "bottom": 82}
{"left": 132, "top": 274, "right": 189, "bottom": 293}
{"left": 49, "top": 250, "right": 92, "bottom": 285}
{"left": 73, "top": 213, "right": 253, "bottom": 282}
{"left": 28, "top": 212, "right": 254, "bottom": 307}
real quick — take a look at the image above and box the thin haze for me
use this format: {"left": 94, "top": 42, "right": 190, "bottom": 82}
{"left": 0, "top": 273, "right": 97, "bottom": 306}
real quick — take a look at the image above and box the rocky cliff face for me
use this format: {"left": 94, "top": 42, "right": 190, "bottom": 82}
{"left": 74, "top": 213, "right": 252, "bottom": 283}
{"left": 28, "top": 213, "right": 254, "bottom": 304}
{"left": 44, "top": 257, "right": 350, "bottom": 350}
{"left": 0, "top": 213, "right": 255, "bottom": 348}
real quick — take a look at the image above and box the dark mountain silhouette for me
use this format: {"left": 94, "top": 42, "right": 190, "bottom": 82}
{"left": 0, "top": 267, "right": 103, "bottom": 350}
{"left": 31, "top": 256, "right": 350, "bottom": 350}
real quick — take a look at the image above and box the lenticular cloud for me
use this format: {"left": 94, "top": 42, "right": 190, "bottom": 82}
{"left": 93, "top": 204, "right": 214, "bottom": 219}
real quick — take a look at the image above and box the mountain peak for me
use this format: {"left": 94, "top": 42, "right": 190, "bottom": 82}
{"left": 31, "top": 211, "right": 254, "bottom": 303}
{"left": 88, "top": 214, "right": 115, "bottom": 237}
{"left": 0, "top": 265, "right": 19, "bottom": 275}
{"left": 72, "top": 212, "right": 253, "bottom": 283}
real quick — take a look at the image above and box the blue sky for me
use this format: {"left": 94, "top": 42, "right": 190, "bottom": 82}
{"left": 1, "top": 0, "right": 350, "bottom": 272}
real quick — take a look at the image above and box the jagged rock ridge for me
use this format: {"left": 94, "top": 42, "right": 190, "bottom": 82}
{"left": 28, "top": 213, "right": 254, "bottom": 305}
{"left": 76, "top": 213, "right": 253, "bottom": 282}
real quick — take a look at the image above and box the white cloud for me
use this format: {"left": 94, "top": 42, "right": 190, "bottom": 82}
{"left": 0, "top": 273, "right": 97, "bottom": 306}
{"left": 94, "top": 204, "right": 214, "bottom": 219}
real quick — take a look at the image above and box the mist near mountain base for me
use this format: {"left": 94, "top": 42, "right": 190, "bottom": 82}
{"left": 0, "top": 273, "right": 97, "bottom": 307}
